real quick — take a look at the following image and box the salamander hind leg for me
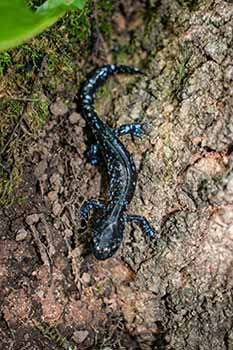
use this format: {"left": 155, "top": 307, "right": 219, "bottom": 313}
{"left": 80, "top": 199, "right": 105, "bottom": 220}
{"left": 126, "top": 214, "right": 159, "bottom": 240}
{"left": 115, "top": 123, "right": 146, "bottom": 139}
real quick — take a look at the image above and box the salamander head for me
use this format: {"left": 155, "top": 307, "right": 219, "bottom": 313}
{"left": 91, "top": 219, "right": 124, "bottom": 260}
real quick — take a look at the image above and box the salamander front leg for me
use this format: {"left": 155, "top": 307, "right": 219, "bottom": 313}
{"left": 87, "top": 144, "right": 102, "bottom": 166}
{"left": 115, "top": 122, "right": 146, "bottom": 139}
{"left": 80, "top": 199, "right": 105, "bottom": 220}
{"left": 126, "top": 215, "right": 159, "bottom": 239}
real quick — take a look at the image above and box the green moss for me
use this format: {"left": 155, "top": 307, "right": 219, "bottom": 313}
{"left": 0, "top": 91, "right": 50, "bottom": 205}
{"left": 95, "top": 283, "right": 105, "bottom": 295}
{"left": 95, "top": 0, "right": 114, "bottom": 40}
{"left": 171, "top": 46, "right": 191, "bottom": 101}
{"left": 176, "top": 0, "right": 200, "bottom": 10}
{"left": 36, "top": 323, "right": 77, "bottom": 350}
{"left": 28, "top": 93, "right": 49, "bottom": 128}
{"left": 64, "top": 4, "right": 92, "bottom": 43}
{"left": 0, "top": 0, "right": 94, "bottom": 206}
{"left": 96, "top": 81, "right": 113, "bottom": 102}
{"left": 0, "top": 52, "right": 12, "bottom": 75}
{"left": 0, "top": 165, "right": 22, "bottom": 206}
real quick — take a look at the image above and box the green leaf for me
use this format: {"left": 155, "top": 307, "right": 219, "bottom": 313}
{"left": 0, "top": 0, "right": 86, "bottom": 52}
{"left": 37, "top": 0, "right": 86, "bottom": 12}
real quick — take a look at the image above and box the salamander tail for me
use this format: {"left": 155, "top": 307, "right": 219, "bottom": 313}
{"left": 80, "top": 64, "right": 143, "bottom": 108}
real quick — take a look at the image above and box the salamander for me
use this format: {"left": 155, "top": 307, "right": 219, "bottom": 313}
{"left": 79, "top": 64, "right": 159, "bottom": 260}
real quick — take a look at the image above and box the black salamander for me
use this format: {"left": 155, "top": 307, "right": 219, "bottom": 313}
{"left": 79, "top": 64, "right": 159, "bottom": 260}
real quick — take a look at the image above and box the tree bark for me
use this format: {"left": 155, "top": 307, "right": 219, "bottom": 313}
{"left": 123, "top": 0, "right": 233, "bottom": 348}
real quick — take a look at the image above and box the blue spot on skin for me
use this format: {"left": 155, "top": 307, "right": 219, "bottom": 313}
{"left": 79, "top": 64, "right": 158, "bottom": 260}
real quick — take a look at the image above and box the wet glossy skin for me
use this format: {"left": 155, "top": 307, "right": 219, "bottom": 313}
{"left": 80, "top": 64, "right": 159, "bottom": 260}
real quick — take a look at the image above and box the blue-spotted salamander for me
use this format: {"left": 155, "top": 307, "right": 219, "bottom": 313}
{"left": 79, "top": 64, "right": 159, "bottom": 260}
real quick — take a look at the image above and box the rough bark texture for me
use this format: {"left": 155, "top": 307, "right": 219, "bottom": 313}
{"left": 0, "top": 0, "right": 233, "bottom": 349}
